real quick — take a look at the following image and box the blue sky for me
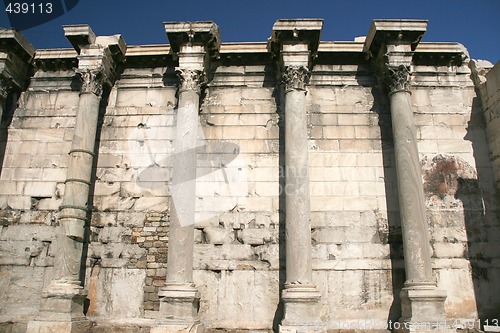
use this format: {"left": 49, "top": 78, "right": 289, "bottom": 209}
{"left": 1, "top": 0, "right": 499, "bottom": 63}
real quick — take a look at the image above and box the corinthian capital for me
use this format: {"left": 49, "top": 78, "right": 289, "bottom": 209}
{"left": 176, "top": 69, "right": 205, "bottom": 94}
{"left": 282, "top": 66, "right": 310, "bottom": 92}
{"left": 0, "top": 76, "right": 13, "bottom": 101}
{"left": 384, "top": 65, "right": 411, "bottom": 95}
{"left": 76, "top": 67, "right": 105, "bottom": 96}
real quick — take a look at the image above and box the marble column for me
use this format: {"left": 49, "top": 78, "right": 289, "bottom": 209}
{"left": 27, "top": 25, "right": 125, "bottom": 333}
{"left": 269, "top": 19, "right": 326, "bottom": 333}
{"left": 281, "top": 65, "right": 323, "bottom": 333}
{"left": 157, "top": 68, "right": 204, "bottom": 324}
{"left": 385, "top": 64, "right": 448, "bottom": 327}
{"left": 154, "top": 21, "right": 219, "bottom": 333}
{"left": 364, "top": 20, "right": 451, "bottom": 332}
{"left": 283, "top": 65, "right": 312, "bottom": 286}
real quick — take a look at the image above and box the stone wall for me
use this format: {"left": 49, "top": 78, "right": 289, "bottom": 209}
{"left": 0, "top": 21, "right": 499, "bottom": 333}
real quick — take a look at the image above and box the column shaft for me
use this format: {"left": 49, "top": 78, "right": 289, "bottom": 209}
{"left": 389, "top": 90, "right": 433, "bottom": 283}
{"left": 385, "top": 66, "right": 448, "bottom": 328}
{"left": 55, "top": 91, "right": 101, "bottom": 281}
{"left": 166, "top": 89, "right": 199, "bottom": 284}
{"left": 157, "top": 22, "right": 219, "bottom": 332}
{"left": 279, "top": 65, "right": 324, "bottom": 332}
{"left": 284, "top": 88, "right": 312, "bottom": 286}
{"left": 156, "top": 69, "right": 203, "bottom": 328}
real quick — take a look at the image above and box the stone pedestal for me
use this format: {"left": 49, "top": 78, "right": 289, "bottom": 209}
{"left": 26, "top": 280, "right": 92, "bottom": 333}
{"left": 394, "top": 282, "right": 455, "bottom": 332}
{"left": 280, "top": 287, "right": 325, "bottom": 333}
{"left": 153, "top": 284, "right": 202, "bottom": 333}
{"left": 151, "top": 323, "right": 203, "bottom": 333}
{"left": 400, "top": 283, "right": 448, "bottom": 323}
{"left": 158, "top": 284, "right": 200, "bottom": 322}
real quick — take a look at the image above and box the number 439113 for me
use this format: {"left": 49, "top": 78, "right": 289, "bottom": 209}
{"left": 5, "top": 2, "right": 53, "bottom": 14}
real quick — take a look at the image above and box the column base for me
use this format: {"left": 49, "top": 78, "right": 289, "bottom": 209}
{"left": 153, "top": 283, "right": 202, "bottom": 332}
{"left": 280, "top": 286, "right": 326, "bottom": 333}
{"left": 151, "top": 322, "right": 204, "bottom": 333}
{"left": 26, "top": 321, "right": 92, "bottom": 333}
{"left": 396, "top": 281, "right": 452, "bottom": 333}
{"left": 394, "top": 322, "right": 456, "bottom": 333}
{"left": 27, "top": 280, "right": 90, "bottom": 333}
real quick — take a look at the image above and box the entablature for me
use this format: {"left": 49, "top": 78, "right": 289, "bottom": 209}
{"left": 32, "top": 40, "right": 468, "bottom": 69}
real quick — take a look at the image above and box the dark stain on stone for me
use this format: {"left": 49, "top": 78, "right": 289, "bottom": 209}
{"left": 423, "top": 154, "right": 479, "bottom": 198}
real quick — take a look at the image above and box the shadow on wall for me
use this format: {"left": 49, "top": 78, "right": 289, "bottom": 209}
{"left": 366, "top": 79, "right": 406, "bottom": 327}
{"left": 272, "top": 64, "right": 286, "bottom": 333}
{"left": 0, "top": 90, "right": 17, "bottom": 180}
{"left": 461, "top": 95, "right": 500, "bottom": 324}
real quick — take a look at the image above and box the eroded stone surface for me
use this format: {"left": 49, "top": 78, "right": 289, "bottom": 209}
{"left": 0, "top": 18, "right": 498, "bottom": 333}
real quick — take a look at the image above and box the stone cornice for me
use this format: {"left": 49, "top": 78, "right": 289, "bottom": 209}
{"left": 62, "top": 24, "right": 96, "bottom": 53}
{"left": 164, "top": 21, "right": 220, "bottom": 58}
{"left": 0, "top": 28, "right": 35, "bottom": 91}
{"left": 363, "top": 19, "right": 428, "bottom": 56}
{"left": 31, "top": 41, "right": 469, "bottom": 69}
{"left": 364, "top": 20, "right": 427, "bottom": 94}
{"left": 268, "top": 19, "right": 323, "bottom": 56}
{"left": 64, "top": 25, "right": 127, "bottom": 94}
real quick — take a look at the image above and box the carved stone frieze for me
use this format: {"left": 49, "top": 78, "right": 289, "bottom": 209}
{"left": 384, "top": 64, "right": 411, "bottom": 95}
{"left": 76, "top": 67, "right": 105, "bottom": 96}
{"left": 176, "top": 69, "right": 205, "bottom": 94}
{"left": 282, "top": 66, "right": 310, "bottom": 92}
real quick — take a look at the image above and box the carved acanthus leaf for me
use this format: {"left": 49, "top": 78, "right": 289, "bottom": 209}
{"left": 76, "top": 67, "right": 105, "bottom": 96}
{"left": 384, "top": 65, "right": 411, "bottom": 95}
{"left": 177, "top": 69, "right": 205, "bottom": 94}
{"left": 282, "top": 66, "right": 310, "bottom": 92}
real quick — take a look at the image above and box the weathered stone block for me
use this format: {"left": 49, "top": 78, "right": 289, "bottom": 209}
{"left": 0, "top": 225, "right": 55, "bottom": 241}
{"left": 203, "top": 227, "right": 234, "bottom": 245}
{"left": 237, "top": 228, "right": 275, "bottom": 245}
{"left": 87, "top": 267, "right": 146, "bottom": 318}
